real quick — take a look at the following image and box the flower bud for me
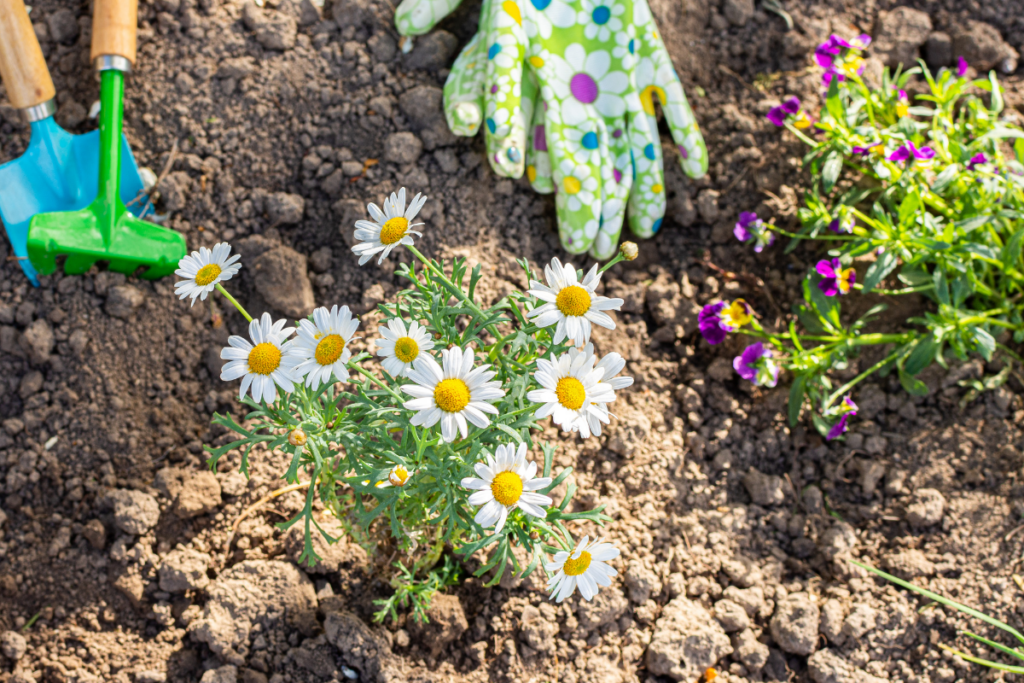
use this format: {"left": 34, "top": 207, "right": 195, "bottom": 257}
{"left": 288, "top": 427, "right": 307, "bottom": 447}
{"left": 620, "top": 241, "right": 638, "bottom": 261}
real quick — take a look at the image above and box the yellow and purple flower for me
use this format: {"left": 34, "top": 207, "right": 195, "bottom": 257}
{"left": 966, "top": 152, "right": 987, "bottom": 170}
{"left": 888, "top": 142, "right": 934, "bottom": 164}
{"left": 816, "top": 258, "right": 856, "bottom": 296}
{"left": 699, "top": 299, "right": 753, "bottom": 345}
{"left": 733, "top": 342, "right": 779, "bottom": 388}
{"left": 957, "top": 55, "right": 969, "bottom": 78}
{"left": 766, "top": 97, "right": 801, "bottom": 127}
{"left": 817, "top": 34, "right": 870, "bottom": 85}
{"left": 828, "top": 213, "right": 854, "bottom": 234}
{"left": 895, "top": 89, "right": 909, "bottom": 118}
{"left": 826, "top": 395, "right": 858, "bottom": 440}
{"left": 734, "top": 212, "right": 775, "bottom": 252}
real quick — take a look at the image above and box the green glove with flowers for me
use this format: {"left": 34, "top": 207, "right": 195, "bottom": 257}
{"left": 395, "top": 0, "right": 708, "bottom": 258}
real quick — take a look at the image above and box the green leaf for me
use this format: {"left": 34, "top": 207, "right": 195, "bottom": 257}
{"left": 933, "top": 269, "right": 950, "bottom": 306}
{"left": 788, "top": 375, "right": 806, "bottom": 427}
{"left": 1015, "top": 137, "right": 1024, "bottom": 164}
{"left": 899, "top": 369, "right": 930, "bottom": 396}
{"left": 904, "top": 334, "right": 938, "bottom": 375}
{"left": 989, "top": 70, "right": 1004, "bottom": 114}
{"left": 863, "top": 250, "right": 898, "bottom": 292}
{"left": 898, "top": 266, "right": 932, "bottom": 286}
{"left": 1001, "top": 227, "right": 1024, "bottom": 271}
{"left": 972, "top": 327, "right": 995, "bottom": 361}
{"left": 956, "top": 215, "right": 991, "bottom": 233}
{"left": 822, "top": 151, "right": 842, "bottom": 194}
{"left": 930, "top": 164, "right": 958, "bottom": 193}
{"left": 825, "top": 78, "right": 844, "bottom": 121}
{"left": 898, "top": 193, "right": 921, "bottom": 224}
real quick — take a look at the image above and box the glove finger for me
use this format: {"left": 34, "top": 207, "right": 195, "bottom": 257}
{"left": 526, "top": 85, "right": 554, "bottom": 194}
{"left": 589, "top": 117, "right": 631, "bottom": 260}
{"left": 395, "top": 0, "right": 464, "bottom": 37}
{"left": 626, "top": 105, "right": 668, "bottom": 239}
{"left": 633, "top": 0, "right": 708, "bottom": 178}
{"left": 483, "top": 0, "right": 528, "bottom": 178}
{"left": 444, "top": 33, "right": 488, "bottom": 136}
{"left": 546, "top": 100, "right": 602, "bottom": 254}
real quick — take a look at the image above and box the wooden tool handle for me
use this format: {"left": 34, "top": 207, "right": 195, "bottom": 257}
{"left": 0, "top": 0, "right": 56, "bottom": 110}
{"left": 91, "top": 0, "right": 138, "bottom": 65}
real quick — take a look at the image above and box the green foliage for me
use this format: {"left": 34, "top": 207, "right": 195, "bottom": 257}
{"left": 750, "top": 53, "right": 1024, "bottom": 439}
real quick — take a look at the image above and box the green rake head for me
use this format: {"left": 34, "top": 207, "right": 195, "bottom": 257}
{"left": 27, "top": 68, "right": 185, "bottom": 279}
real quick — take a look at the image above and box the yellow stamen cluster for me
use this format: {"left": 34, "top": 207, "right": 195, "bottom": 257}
{"left": 389, "top": 465, "right": 410, "bottom": 487}
{"left": 314, "top": 334, "right": 345, "bottom": 365}
{"left": 248, "top": 343, "right": 282, "bottom": 375}
{"left": 555, "top": 377, "right": 586, "bottom": 411}
{"left": 555, "top": 285, "right": 591, "bottom": 317}
{"left": 490, "top": 471, "right": 524, "bottom": 506}
{"left": 195, "top": 263, "right": 222, "bottom": 286}
{"left": 434, "top": 378, "right": 470, "bottom": 413}
{"left": 394, "top": 336, "right": 419, "bottom": 363}
{"left": 562, "top": 550, "right": 592, "bottom": 576}
{"left": 288, "top": 428, "right": 307, "bottom": 447}
{"left": 379, "top": 217, "right": 409, "bottom": 245}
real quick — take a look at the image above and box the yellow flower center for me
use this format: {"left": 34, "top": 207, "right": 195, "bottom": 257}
{"left": 555, "top": 376, "right": 586, "bottom": 411}
{"left": 529, "top": 56, "right": 545, "bottom": 68}
{"left": 490, "top": 471, "right": 524, "bottom": 506}
{"left": 562, "top": 550, "right": 592, "bottom": 576}
{"left": 434, "top": 378, "right": 470, "bottom": 413}
{"left": 314, "top": 334, "right": 345, "bottom": 365}
{"left": 379, "top": 217, "right": 409, "bottom": 245}
{"left": 721, "top": 299, "right": 752, "bottom": 328}
{"left": 527, "top": 165, "right": 537, "bottom": 182}
{"left": 563, "top": 176, "right": 581, "bottom": 194}
{"left": 651, "top": 183, "right": 663, "bottom": 194}
{"left": 556, "top": 285, "right": 591, "bottom": 317}
{"left": 195, "top": 263, "right": 222, "bottom": 286}
{"left": 394, "top": 336, "right": 420, "bottom": 363}
{"left": 896, "top": 103, "right": 908, "bottom": 118}
{"left": 389, "top": 465, "right": 410, "bottom": 487}
{"left": 794, "top": 112, "right": 812, "bottom": 129}
{"left": 248, "top": 342, "right": 282, "bottom": 375}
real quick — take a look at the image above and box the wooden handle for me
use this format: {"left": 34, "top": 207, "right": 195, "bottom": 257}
{"left": 91, "top": 0, "right": 137, "bottom": 65}
{"left": 0, "top": 0, "right": 56, "bottom": 109}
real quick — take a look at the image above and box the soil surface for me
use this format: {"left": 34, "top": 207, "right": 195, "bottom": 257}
{"left": 2, "top": 0, "right": 1024, "bottom": 682}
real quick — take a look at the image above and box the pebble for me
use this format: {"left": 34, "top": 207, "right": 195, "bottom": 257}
{"left": 252, "top": 246, "right": 316, "bottom": 319}
{"left": 872, "top": 7, "right": 932, "bottom": 68}
{"left": 770, "top": 592, "right": 820, "bottom": 655}
{"left": 952, "top": 21, "right": 1019, "bottom": 72}
{"left": 46, "top": 8, "right": 79, "bottom": 43}
{"left": 646, "top": 596, "right": 733, "bottom": 681}
{"left": 159, "top": 548, "right": 212, "bottom": 592}
{"left": 906, "top": 488, "right": 945, "bottom": 528}
{"left": 743, "top": 467, "right": 785, "bottom": 506}
{"left": 722, "top": 0, "right": 754, "bottom": 26}
{"left": 174, "top": 471, "right": 223, "bottom": 518}
{"left": 108, "top": 488, "right": 161, "bottom": 536}
{"left": 384, "top": 131, "right": 423, "bottom": 165}
{"left": 0, "top": 630, "right": 27, "bottom": 661}
{"left": 403, "top": 30, "right": 458, "bottom": 70}
{"left": 20, "top": 318, "right": 54, "bottom": 363}
{"left": 266, "top": 192, "right": 305, "bottom": 225}
{"left": 713, "top": 598, "right": 749, "bottom": 632}
{"left": 105, "top": 285, "right": 145, "bottom": 319}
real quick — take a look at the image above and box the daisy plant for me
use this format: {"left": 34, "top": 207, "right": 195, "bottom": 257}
{"left": 172, "top": 189, "right": 638, "bottom": 621}
{"left": 713, "top": 40, "right": 1024, "bottom": 440}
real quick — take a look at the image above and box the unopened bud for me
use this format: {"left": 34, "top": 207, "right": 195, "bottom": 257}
{"left": 288, "top": 427, "right": 307, "bottom": 447}
{"left": 620, "top": 241, "right": 638, "bottom": 261}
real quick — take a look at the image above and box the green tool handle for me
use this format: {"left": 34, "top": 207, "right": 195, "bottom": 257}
{"left": 96, "top": 68, "right": 126, "bottom": 247}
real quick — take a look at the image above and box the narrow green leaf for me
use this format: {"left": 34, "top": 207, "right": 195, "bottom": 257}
{"left": 904, "top": 334, "right": 938, "bottom": 375}
{"left": 972, "top": 328, "right": 995, "bottom": 361}
{"left": 788, "top": 375, "right": 806, "bottom": 427}
{"left": 863, "top": 251, "right": 898, "bottom": 292}
{"left": 822, "top": 151, "right": 842, "bottom": 194}
{"left": 899, "top": 369, "right": 930, "bottom": 396}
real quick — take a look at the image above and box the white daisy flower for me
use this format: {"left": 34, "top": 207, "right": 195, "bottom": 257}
{"left": 522, "top": 0, "right": 575, "bottom": 40}
{"left": 578, "top": 0, "right": 624, "bottom": 42}
{"left": 527, "top": 257, "right": 623, "bottom": 346}
{"left": 286, "top": 305, "right": 361, "bottom": 388}
{"left": 351, "top": 187, "right": 427, "bottom": 266}
{"left": 375, "top": 464, "right": 414, "bottom": 488}
{"left": 527, "top": 344, "right": 622, "bottom": 438}
{"left": 461, "top": 442, "right": 552, "bottom": 534}
{"left": 220, "top": 312, "right": 299, "bottom": 404}
{"left": 546, "top": 44, "right": 628, "bottom": 122}
{"left": 376, "top": 318, "right": 435, "bottom": 377}
{"left": 174, "top": 242, "right": 241, "bottom": 306}
{"left": 401, "top": 346, "right": 505, "bottom": 442}
{"left": 546, "top": 535, "right": 619, "bottom": 602}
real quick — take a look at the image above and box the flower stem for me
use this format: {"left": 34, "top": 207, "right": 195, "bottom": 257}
{"left": 216, "top": 283, "right": 253, "bottom": 322}
{"left": 598, "top": 252, "right": 625, "bottom": 273}
{"left": 823, "top": 347, "right": 903, "bottom": 410}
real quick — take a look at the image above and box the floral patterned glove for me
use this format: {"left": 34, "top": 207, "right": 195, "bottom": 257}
{"left": 399, "top": 0, "right": 708, "bottom": 258}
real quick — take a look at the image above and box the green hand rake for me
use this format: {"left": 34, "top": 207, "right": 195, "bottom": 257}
{"left": 26, "top": 0, "right": 185, "bottom": 279}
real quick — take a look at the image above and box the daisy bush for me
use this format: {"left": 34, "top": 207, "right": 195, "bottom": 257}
{"left": 172, "top": 188, "right": 638, "bottom": 621}
{"left": 713, "top": 39, "right": 1024, "bottom": 440}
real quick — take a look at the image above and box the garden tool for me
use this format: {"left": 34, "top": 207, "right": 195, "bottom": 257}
{"left": 0, "top": 0, "right": 151, "bottom": 285}
{"left": 26, "top": 0, "right": 185, "bottom": 279}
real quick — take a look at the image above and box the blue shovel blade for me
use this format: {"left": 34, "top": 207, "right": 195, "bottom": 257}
{"left": 0, "top": 116, "right": 147, "bottom": 286}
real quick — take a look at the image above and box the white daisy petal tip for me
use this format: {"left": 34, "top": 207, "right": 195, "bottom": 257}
{"left": 462, "top": 442, "right": 551, "bottom": 533}
{"left": 174, "top": 241, "right": 242, "bottom": 304}
{"left": 546, "top": 537, "right": 621, "bottom": 603}
{"left": 351, "top": 187, "right": 428, "bottom": 267}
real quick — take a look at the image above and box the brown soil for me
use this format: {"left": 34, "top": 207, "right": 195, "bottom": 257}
{"left": 2, "top": 1, "right": 1024, "bottom": 682}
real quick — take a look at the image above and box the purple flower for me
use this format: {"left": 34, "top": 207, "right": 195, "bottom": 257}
{"left": 828, "top": 215, "right": 854, "bottom": 234}
{"left": 888, "top": 142, "right": 935, "bottom": 163}
{"left": 699, "top": 300, "right": 753, "bottom": 345}
{"left": 957, "top": 56, "right": 969, "bottom": 78}
{"left": 734, "top": 212, "right": 776, "bottom": 253}
{"left": 766, "top": 97, "right": 801, "bottom": 127}
{"left": 826, "top": 396, "right": 858, "bottom": 440}
{"left": 733, "top": 342, "right": 780, "bottom": 388}
{"left": 816, "top": 258, "right": 856, "bottom": 296}
{"left": 966, "top": 152, "right": 987, "bottom": 170}
{"left": 851, "top": 146, "right": 871, "bottom": 155}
